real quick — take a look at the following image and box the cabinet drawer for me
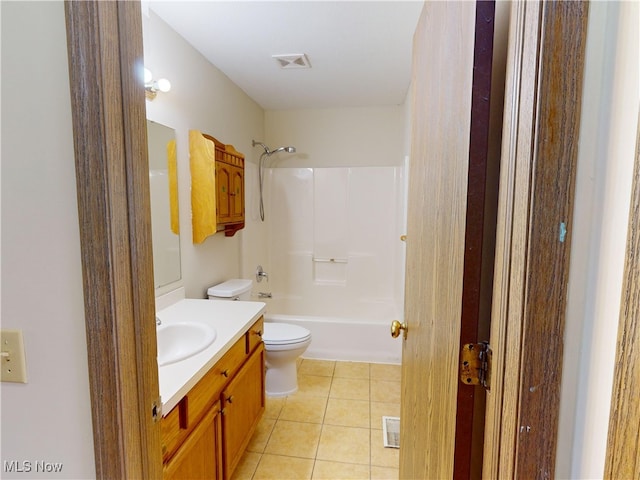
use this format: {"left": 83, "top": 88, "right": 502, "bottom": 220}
{"left": 246, "top": 317, "right": 264, "bottom": 354}
{"left": 205, "top": 336, "right": 247, "bottom": 394}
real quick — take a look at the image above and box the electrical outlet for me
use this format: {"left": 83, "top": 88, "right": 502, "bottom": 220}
{"left": 1, "top": 329, "right": 28, "bottom": 383}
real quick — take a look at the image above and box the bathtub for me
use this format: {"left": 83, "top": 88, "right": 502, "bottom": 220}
{"left": 263, "top": 312, "right": 402, "bottom": 364}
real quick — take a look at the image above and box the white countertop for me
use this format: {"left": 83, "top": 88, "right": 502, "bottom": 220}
{"left": 156, "top": 299, "right": 266, "bottom": 414}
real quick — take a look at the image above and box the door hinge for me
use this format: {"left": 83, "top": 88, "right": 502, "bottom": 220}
{"left": 460, "top": 342, "right": 491, "bottom": 390}
{"left": 152, "top": 397, "right": 162, "bottom": 423}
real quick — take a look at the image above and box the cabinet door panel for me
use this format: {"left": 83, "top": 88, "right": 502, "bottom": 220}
{"left": 164, "top": 404, "right": 221, "bottom": 480}
{"left": 222, "top": 343, "right": 265, "bottom": 479}
{"left": 216, "top": 163, "right": 231, "bottom": 221}
{"left": 230, "top": 166, "right": 244, "bottom": 221}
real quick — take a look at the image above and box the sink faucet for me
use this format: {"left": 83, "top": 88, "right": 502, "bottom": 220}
{"left": 258, "top": 292, "right": 272, "bottom": 299}
{"left": 156, "top": 316, "right": 162, "bottom": 326}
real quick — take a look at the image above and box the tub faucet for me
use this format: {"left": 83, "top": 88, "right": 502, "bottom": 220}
{"left": 256, "top": 265, "right": 269, "bottom": 283}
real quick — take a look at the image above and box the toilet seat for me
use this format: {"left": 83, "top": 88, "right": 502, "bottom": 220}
{"left": 263, "top": 323, "right": 311, "bottom": 346}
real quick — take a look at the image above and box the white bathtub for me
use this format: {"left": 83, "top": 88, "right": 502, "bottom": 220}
{"left": 263, "top": 312, "right": 402, "bottom": 364}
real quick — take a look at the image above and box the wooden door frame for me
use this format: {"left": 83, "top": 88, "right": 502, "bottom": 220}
{"left": 483, "top": 2, "right": 588, "bottom": 478}
{"left": 65, "top": 1, "right": 162, "bottom": 478}
{"left": 604, "top": 115, "right": 640, "bottom": 479}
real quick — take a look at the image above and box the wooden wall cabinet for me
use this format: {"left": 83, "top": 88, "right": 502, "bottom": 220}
{"left": 189, "top": 131, "right": 245, "bottom": 243}
{"left": 161, "top": 318, "right": 265, "bottom": 480}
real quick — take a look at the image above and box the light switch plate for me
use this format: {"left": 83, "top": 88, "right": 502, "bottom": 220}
{"left": 1, "top": 329, "right": 28, "bottom": 383}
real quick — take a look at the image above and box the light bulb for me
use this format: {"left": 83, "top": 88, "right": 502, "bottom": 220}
{"left": 156, "top": 78, "right": 171, "bottom": 93}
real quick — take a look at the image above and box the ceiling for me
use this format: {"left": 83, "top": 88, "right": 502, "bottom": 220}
{"left": 147, "top": 1, "right": 424, "bottom": 110}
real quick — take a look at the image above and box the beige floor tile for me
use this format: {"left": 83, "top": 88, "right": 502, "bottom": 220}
{"left": 370, "top": 401, "right": 401, "bottom": 429}
{"left": 324, "top": 398, "right": 370, "bottom": 428}
{"left": 370, "top": 432, "right": 400, "bottom": 468}
{"left": 371, "top": 465, "right": 399, "bottom": 480}
{"left": 316, "top": 425, "right": 370, "bottom": 465}
{"left": 264, "top": 396, "right": 286, "bottom": 419}
{"left": 334, "top": 361, "right": 370, "bottom": 379}
{"left": 311, "top": 460, "right": 370, "bottom": 480}
{"left": 370, "top": 379, "right": 401, "bottom": 404}
{"left": 370, "top": 363, "right": 402, "bottom": 381}
{"left": 280, "top": 395, "right": 328, "bottom": 424}
{"left": 231, "top": 451, "right": 261, "bottom": 480}
{"left": 253, "top": 454, "right": 314, "bottom": 480}
{"left": 299, "top": 359, "right": 336, "bottom": 377}
{"left": 264, "top": 420, "right": 322, "bottom": 459}
{"left": 329, "top": 377, "right": 370, "bottom": 401}
{"left": 297, "top": 374, "right": 333, "bottom": 397}
{"left": 246, "top": 417, "right": 276, "bottom": 453}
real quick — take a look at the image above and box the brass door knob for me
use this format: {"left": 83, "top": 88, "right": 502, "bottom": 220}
{"left": 391, "top": 320, "right": 408, "bottom": 339}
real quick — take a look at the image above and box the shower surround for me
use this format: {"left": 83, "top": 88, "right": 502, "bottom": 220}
{"left": 257, "top": 166, "right": 406, "bottom": 363}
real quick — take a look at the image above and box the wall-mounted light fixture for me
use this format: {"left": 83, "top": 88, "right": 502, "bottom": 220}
{"left": 144, "top": 68, "right": 171, "bottom": 100}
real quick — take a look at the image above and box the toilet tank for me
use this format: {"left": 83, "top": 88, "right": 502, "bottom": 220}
{"left": 207, "top": 279, "right": 253, "bottom": 301}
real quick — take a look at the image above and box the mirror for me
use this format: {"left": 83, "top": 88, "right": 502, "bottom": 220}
{"left": 147, "top": 120, "right": 181, "bottom": 289}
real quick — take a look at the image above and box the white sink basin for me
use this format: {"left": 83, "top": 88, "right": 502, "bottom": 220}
{"left": 157, "top": 322, "right": 216, "bottom": 367}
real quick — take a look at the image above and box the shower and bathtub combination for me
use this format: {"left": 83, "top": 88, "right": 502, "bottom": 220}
{"left": 245, "top": 144, "right": 407, "bottom": 368}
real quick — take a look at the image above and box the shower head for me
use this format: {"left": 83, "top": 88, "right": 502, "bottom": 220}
{"left": 271, "top": 146, "right": 296, "bottom": 154}
{"left": 252, "top": 140, "right": 297, "bottom": 222}
{"left": 252, "top": 140, "right": 296, "bottom": 156}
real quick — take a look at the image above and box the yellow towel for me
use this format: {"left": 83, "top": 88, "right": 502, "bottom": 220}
{"left": 167, "top": 139, "right": 179, "bottom": 235}
{"left": 189, "top": 130, "right": 217, "bottom": 243}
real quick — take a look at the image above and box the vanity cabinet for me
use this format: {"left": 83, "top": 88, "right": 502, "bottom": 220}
{"left": 189, "top": 130, "right": 245, "bottom": 243}
{"left": 161, "top": 317, "right": 265, "bottom": 480}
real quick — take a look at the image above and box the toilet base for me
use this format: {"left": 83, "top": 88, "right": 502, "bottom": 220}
{"left": 265, "top": 360, "right": 299, "bottom": 397}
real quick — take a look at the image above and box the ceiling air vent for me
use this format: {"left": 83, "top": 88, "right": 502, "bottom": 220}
{"left": 272, "top": 54, "right": 311, "bottom": 69}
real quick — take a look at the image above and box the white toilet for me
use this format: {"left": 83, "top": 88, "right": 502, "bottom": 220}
{"left": 207, "top": 279, "right": 312, "bottom": 397}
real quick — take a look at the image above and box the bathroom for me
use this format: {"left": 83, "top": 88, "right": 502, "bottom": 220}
{"left": 144, "top": 3, "right": 411, "bottom": 477}
{"left": 144, "top": 4, "right": 410, "bottom": 365}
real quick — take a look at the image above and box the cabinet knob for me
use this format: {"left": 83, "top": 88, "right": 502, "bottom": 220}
{"left": 254, "top": 330, "right": 263, "bottom": 337}
{"left": 227, "top": 395, "right": 234, "bottom": 404}
{"left": 222, "top": 369, "right": 229, "bottom": 378}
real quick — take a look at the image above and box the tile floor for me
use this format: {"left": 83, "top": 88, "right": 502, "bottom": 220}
{"left": 232, "top": 359, "right": 402, "bottom": 480}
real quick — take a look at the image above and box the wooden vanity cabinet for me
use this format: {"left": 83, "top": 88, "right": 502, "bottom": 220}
{"left": 161, "top": 317, "right": 265, "bottom": 480}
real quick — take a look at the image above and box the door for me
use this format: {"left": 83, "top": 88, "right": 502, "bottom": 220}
{"left": 399, "top": 3, "right": 477, "bottom": 478}
{"left": 400, "top": 1, "right": 588, "bottom": 478}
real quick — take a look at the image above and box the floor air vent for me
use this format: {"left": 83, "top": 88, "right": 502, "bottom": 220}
{"left": 382, "top": 416, "right": 400, "bottom": 448}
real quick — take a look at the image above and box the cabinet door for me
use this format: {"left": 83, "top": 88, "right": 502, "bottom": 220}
{"left": 164, "top": 405, "right": 222, "bottom": 480}
{"left": 229, "top": 166, "right": 244, "bottom": 222}
{"left": 221, "top": 343, "right": 265, "bottom": 479}
{"left": 216, "top": 162, "right": 232, "bottom": 223}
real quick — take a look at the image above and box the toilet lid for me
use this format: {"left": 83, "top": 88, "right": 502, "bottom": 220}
{"left": 263, "top": 323, "right": 311, "bottom": 345}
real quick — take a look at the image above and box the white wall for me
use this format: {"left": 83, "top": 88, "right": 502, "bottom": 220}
{"left": 265, "top": 106, "right": 406, "bottom": 168}
{"left": 558, "top": 2, "right": 639, "bottom": 478}
{"left": 1, "top": 2, "right": 96, "bottom": 478}
{"left": 143, "top": 10, "right": 266, "bottom": 300}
